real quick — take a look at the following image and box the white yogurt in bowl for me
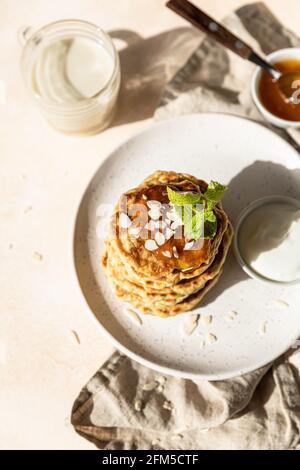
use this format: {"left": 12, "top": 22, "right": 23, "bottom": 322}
{"left": 234, "top": 195, "right": 300, "bottom": 285}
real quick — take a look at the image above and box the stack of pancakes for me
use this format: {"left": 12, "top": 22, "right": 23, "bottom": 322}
{"left": 102, "top": 171, "right": 233, "bottom": 317}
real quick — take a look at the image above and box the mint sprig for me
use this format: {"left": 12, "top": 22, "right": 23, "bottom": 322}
{"left": 167, "top": 187, "right": 203, "bottom": 205}
{"left": 205, "top": 181, "right": 227, "bottom": 210}
{"left": 167, "top": 181, "right": 227, "bottom": 240}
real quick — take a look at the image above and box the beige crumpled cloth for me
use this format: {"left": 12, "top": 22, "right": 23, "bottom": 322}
{"left": 72, "top": 3, "right": 300, "bottom": 450}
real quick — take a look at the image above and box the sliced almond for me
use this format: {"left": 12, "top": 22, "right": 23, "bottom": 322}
{"left": 226, "top": 311, "right": 238, "bottom": 321}
{"left": 162, "top": 250, "right": 171, "bottom": 258}
{"left": 157, "top": 220, "right": 167, "bottom": 230}
{"left": 273, "top": 299, "right": 289, "bottom": 308}
{"left": 171, "top": 434, "right": 183, "bottom": 440}
{"left": 148, "top": 208, "right": 161, "bottom": 221}
{"left": 155, "top": 375, "right": 166, "bottom": 384}
{"left": 68, "top": 329, "right": 81, "bottom": 345}
{"left": 166, "top": 210, "right": 176, "bottom": 221}
{"left": 126, "top": 309, "right": 143, "bottom": 326}
{"left": 171, "top": 221, "right": 180, "bottom": 230}
{"left": 119, "top": 212, "right": 132, "bottom": 229}
{"left": 201, "top": 315, "right": 213, "bottom": 325}
{"left": 24, "top": 205, "right": 32, "bottom": 214}
{"left": 145, "top": 239, "right": 158, "bottom": 251}
{"left": 142, "top": 194, "right": 148, "bottom": 200}
{"left": 173, "top": 246, "right": 179, "bottom": 259}
{"left": 134, "top": 399, "right": 142, "bottom": 412}
{"left": 128, "top": 226, "right": 141, "bottom": 237}
{"left": 145, "top": 220, "right": 157, "bottom": 231}
{"left": 163, "top": 400, "right": 173, "bottom": 411}
{"left": 33, "top": 251, "right": 43, "bottom": 261}
{"left": 164, "top": 227, "right": 174, "bottom": 241}
{"left": 259, "top": 322, "right": 267, "bottom": 335}
{"left": 155, "top": 231, "right": 166, "bottom": 246}
{"left": 181, "top": 314, "right": 199, "bottom": 336}
{"left": 207, "top": 333, "right": 217, "bottom": 344}
{"left": 147, "top": 200, "right": 161, "bottom": 209}
{"left": 184, "top": 241, "right": 194, "bottom": 251}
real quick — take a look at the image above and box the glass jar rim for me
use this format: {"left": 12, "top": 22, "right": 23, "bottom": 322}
{"left": 20, "top": 19, "right": 120, "bottom": 111}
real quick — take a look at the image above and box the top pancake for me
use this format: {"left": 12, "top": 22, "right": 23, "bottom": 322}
{"left": 105, "top": 171, "right": 229, "bottom": 286}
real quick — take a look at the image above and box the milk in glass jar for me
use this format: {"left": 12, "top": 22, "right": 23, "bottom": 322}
{"left": 20, "top": 20, "right": 121, "bottom": 135}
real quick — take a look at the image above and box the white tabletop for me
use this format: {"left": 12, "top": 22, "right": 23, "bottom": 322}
{"left": 1, "top": 0, "right": 299, "bottom": 450}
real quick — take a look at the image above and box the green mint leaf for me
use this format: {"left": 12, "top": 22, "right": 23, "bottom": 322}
{"left": 204, "top": 209, "right": 216, "bottom": 223}
{"left": 167, "top": 182, "right": 224, "bottom": 240}
{"left": 183, "top": 208, "right": 204, "bottom": 240}
{"left": 183, "top": 209, "right": 217, "bottom": 240}
{"left": 203, "top": 210, "right": 217, "bottom": 239}
{"left": 204, "top": 181, "right": 227, "bottom": 210}
{"left": 167, "top": 187, "right": 202, "bottom": 206}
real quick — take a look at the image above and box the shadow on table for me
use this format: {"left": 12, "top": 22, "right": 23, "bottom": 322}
{"left": 198, "top": 159, "right": 300, "bottom": 309}
{"left": 108, "top": 27, "right": 201, "bottom": 127}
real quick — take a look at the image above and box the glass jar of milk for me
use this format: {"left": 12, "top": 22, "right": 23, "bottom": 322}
{"left": 20, "top": 20, "right": 121, "bottom": 135}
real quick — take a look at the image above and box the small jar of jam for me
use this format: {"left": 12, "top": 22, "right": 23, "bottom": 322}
{"left": 251, "top": 48, "right": 300, "bottom": 128}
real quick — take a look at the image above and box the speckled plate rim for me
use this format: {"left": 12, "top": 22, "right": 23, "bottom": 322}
{"left": 71, "top": 112, "right": 300, "bottom": 381}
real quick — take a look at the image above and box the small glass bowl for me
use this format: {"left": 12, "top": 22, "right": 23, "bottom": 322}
{"left": 233, "top": 195, "right": 300, "bottom": 286}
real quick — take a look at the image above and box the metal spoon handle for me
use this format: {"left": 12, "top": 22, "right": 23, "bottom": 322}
{"left": 166, "top": 0, "right": 280, "bottom": 78}
{"left": 167, "top": 0, "right": 252, "bottom": 58}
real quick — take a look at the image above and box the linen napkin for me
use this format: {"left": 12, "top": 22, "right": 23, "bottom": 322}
{"left": 71, "top": 2, "right": 300, "bottom": 450}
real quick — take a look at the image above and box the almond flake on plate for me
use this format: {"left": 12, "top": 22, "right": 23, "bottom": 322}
{"left": 119, "top": 212, "right": 132, "bottom": 229}
{"left": 207, "top": 333, "right": 217, "bottom": 344}
{"left": 259, "top": 322, "right": 267, "bottom": 335}
{"left": 181, "top": 314, "right": 199, "bottom": 336}
{"left": 125, "top": 309, "right": 143, "bottom": 326}
{"left": 226, "top": 311, "right": 238, "bottom": 321}
{"left": 162, "top": 250, "right": 171, "bottom": 258}
{"left": 145, "top": 239, "right": 158, "bottom": 251}
{"left": 201, "top": 315, "right": 213, "bottom": 325}
{"left": 272, "top": 299, "right": 289, "bottom": 308}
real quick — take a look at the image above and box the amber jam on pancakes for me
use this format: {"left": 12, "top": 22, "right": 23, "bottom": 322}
{"left": 258, "top": 59, "right": 300, "bottom": 121}
{"left": 126, "top": 183, "right": 212, "bottom": 271}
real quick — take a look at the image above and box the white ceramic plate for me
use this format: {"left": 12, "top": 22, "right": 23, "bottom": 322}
{"left": 73, "top": 113, "right": 300, "bottom": 380}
